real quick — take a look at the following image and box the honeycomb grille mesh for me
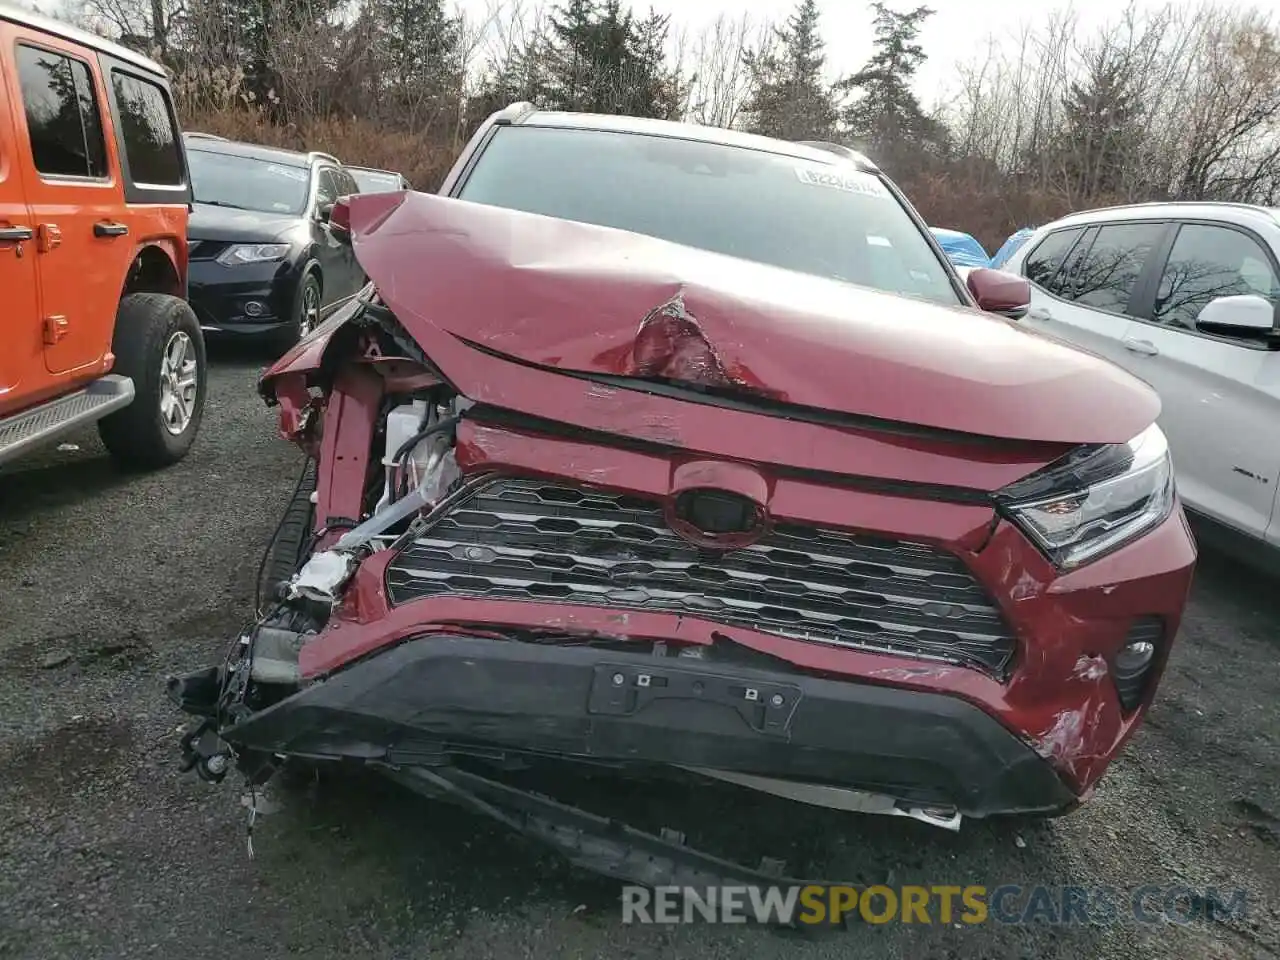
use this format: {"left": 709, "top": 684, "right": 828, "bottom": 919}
{"left": 386, "top": 477, "right": 1018, "bottom": 676}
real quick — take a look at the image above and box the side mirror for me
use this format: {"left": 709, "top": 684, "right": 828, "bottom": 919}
{"left": 966, "top": 266, "right": 1031, "bottom": 320}
{"left": 317, "top": 202, "right": 334, "bottom": 222}
{"left": 1195, "top": 294, "right": 1275, "bottom": 336}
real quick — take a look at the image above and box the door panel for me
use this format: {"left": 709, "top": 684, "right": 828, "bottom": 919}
{"left": 0, "top": 32, "right": 42, "bottom": 416}
{"left": 334, "top": 167, "right": 365, "bottom": 293}
{"left": 1134, "top": 222, "right": 1280, "bottom": 538}
{"left": 1017, "top": 226, "right": 1093, "bottom": 346}
{"left": 312, "top": 165, "right": 361, "bottom": 302}
{"left": 9, "top": 33, "right": 128, "bottom": 376}
{"left": 1042, "top": 222, "right": 1169, "bottom": 370}
{"left": 311, "top": 166, "right": 344, "bottom": 304}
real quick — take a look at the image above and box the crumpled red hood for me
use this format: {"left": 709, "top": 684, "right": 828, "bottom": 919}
{"left": 342, "top": 192, "right": 1158, "bottom": 444}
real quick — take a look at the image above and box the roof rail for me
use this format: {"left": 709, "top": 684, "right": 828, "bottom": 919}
{"left": 183, "top": 131, "right": 229, "bottom": 141}
{"left": 496, "top": 101, "right": 539, "bottom": 125}
{"left": 309, "top": 151, "right": 341, "bottom": 165}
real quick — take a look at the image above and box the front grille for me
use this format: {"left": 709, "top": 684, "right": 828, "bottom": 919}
{"left": 385, "top": 477, "right": 1019, "bottom": 677}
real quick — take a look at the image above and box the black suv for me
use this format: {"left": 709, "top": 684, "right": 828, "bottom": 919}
{"left": 184, "top": 136, "right": 366, "bottom": 349}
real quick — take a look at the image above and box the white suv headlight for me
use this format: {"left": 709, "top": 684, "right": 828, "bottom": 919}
{"left": 217, "top": 243, "right": 289, "bottom": 266}
{"left": 996, "top": 423, "right": 1176, "bottom": 570}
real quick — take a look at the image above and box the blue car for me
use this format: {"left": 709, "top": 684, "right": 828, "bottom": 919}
{"left": 990, "top": 227, "right": 1037, "bottom": 268}
{"left": 928, "top": 227, "right": 990, "bottom": 269}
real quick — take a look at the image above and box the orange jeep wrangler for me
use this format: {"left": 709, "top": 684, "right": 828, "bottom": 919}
{"left": 0, "top": 6, "right": 204, "bottom": 470}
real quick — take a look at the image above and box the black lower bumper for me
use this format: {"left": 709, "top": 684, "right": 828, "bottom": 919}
{"left": 188, "top": 261, "right": 295, "bottom": 336}
{"left": 206, "top": 634, "right": 1077, "bottom": 818}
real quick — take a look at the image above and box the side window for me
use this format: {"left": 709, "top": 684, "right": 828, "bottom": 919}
{"left": 15, "top": 44, "right": 108, "bottom": 178}
{"left": 336, "top": 169, "right": 359, "bottom": 197}
{"left": 1023, "top": 228, "right": 1085, "bottom": 297}
{"left": 1072, "top": 222, "right": 1166, "bottom": 315}
{"left": 1153, "top": 224, "right": 1280, "bottom": 330}
{"left": 110, "top": 70, "right": 183, "bottom": 185}
{"left": 316, "top": 167, "right": 339, "bottom": 207}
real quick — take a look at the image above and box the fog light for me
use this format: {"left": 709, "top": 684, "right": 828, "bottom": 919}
{"left": 1114, "top": 617, "right": 1162, "bottom": 710}
{"left": 243, "top": 300, "right": 266, "bottom": 317}
{"left": 1115, "top": 641, "right": 1155, "bottom": 673}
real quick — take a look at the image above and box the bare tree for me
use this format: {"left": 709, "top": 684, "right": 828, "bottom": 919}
{"left": 946, "top": 0, "right": 1280, "bottom": 211}
{"left": 679, "top": 13, "right": 770, "bottom": 129}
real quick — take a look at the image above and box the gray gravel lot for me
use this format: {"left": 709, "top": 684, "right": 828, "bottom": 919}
{"left": 0, "top": 352, "right": 1277, "bottom": 960}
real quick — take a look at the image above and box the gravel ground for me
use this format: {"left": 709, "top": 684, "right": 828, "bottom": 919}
{"left": 0, "top": 352, "right": 1277, "bottom": 960}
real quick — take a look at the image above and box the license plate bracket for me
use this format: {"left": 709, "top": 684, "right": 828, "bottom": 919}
{"left": 587, "top": 662, "right": 801, "bottom": 736}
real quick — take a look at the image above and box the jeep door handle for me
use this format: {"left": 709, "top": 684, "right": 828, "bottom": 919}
{"left": 94, "top": 221, "right": 129, "bottom": 237}
{"left": 1123, "top": 337, "right": 1159, "bottom": 356}
{"left": 0, "top": 224, "right": 34, "bottom": 242}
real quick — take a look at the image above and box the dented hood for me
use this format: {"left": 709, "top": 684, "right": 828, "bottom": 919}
{"left": 343, "top": 192, "right": 1159, "bottom": 444}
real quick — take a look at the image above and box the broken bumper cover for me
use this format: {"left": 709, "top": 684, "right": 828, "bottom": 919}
{"left": 198, "top": 633, "right": 1078, "bottom": 818}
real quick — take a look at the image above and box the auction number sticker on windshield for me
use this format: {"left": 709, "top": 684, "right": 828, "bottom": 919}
{"left": 266, "top": 164, "right": 309, "bottom": 182}
{"left": 794, "top": 166, "right": 889, "bottom": 198}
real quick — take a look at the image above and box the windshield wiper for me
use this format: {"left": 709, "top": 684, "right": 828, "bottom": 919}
{"left": 196, "top": 199, "right": 252, "bottom": 210}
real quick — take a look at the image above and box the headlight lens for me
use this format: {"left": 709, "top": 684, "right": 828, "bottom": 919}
{"left": 217, "top": 243, "right": 289, "bottom": 266}
{"left": 996, "top": 422, "right": 1175, "bottom": 569}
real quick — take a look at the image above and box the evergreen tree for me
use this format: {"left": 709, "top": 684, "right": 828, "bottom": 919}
{"left": 369, "top": 0, "right": 464, "bottom": 132}
{"left": 468, "top": 32, "right": 551, "bottom": 132}
{"left": 626, "top": 9, "right": 685, "bottom": 120}
{"left": 502, "top": 0, "right": 684, "bottom": 118}
{"left": 839, "top": 2, "right": 946, "bottom": 170}
{"left": 742, "top": 0, "right": 839, "bottom": 141}
{"left": 1056, "top": 52, "right": 1142, "bottom": 199}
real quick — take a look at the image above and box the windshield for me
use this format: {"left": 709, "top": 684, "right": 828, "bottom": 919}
{"left": 351, "top": 169, "right": 403, "bottom": 192}
{"left": 187, "top": 148, "right": 311, "bottom": 215}
{"left": 458, "top": 126, "right": 959, "bottom": 306}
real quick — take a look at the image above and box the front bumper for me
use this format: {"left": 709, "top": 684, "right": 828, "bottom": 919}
{"left": 174, "top": 409, "right": 1197, "bottom": 821}
{"left": 180, "top": 632, "right": 1079, "bottom": 818}
{"left": 188, "top": 257, "right": 297, "bottom": 335}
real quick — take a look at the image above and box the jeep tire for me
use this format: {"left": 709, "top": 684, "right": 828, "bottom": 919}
{"left": 99, "top": 293, "right": 207, "bottom": 469}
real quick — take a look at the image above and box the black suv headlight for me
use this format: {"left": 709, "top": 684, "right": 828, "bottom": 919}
{"left": 996, "top": 423, "right": 1175, "bottom": 570}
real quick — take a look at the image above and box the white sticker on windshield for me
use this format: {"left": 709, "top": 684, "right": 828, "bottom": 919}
{"left": 866, "top": 235, "right": 892, "bottom": 247}
{"left": 794, "top": 166, "right": 889, "bottom": 198}
{"left": 267, "top": 164, "right": 309, "bottom": 182}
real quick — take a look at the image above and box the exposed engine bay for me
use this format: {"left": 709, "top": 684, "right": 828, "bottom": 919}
{"left": 170, "top": 294, "right": 969, "bottom": 895}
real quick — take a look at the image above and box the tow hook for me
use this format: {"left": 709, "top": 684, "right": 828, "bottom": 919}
{"left": 178, "top": 718, "right": 232, "bottom": 783}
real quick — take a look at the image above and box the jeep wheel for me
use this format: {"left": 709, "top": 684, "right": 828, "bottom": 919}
{"left": 98, "top": 293, "right": 207, "bottom": 469}
{"left": 271, "top": 272, "right": 321, "bottom": 352}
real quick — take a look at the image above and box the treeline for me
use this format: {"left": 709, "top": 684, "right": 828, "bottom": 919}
{"left": 69, "top": 0, "right": 1280, "bottom": 248}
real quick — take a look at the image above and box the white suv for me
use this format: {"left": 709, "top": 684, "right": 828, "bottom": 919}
{"left": 1002, "top": 203, "right": 1280, "bottom": 554}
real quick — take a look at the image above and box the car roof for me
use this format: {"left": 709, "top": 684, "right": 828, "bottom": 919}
{"left": 185, "top": 137, "right": 313, "bottom": 168}
{"left": 509, "top": 106, "right": 880, "bottom": 172}
{"left": 0, "top": 3, "right": 167, "bottom": 77}
{"left": 1039, "top": 201, "right": 1280, "bottom": 232}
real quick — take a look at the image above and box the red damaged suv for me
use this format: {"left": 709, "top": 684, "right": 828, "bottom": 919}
{"left": 170, "top": 105, "right": 1195, "bottom": 882}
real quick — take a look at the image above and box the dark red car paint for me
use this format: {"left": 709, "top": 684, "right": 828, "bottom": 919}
{"left": 259, "top": 192, "right": 1195, "bottom": 799}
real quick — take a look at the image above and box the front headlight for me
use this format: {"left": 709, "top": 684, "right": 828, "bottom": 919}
{"left": 217, "top": 243, "right": 289, "bottom": 266}
{"left": 996, "top": 422, "right": 1175, "bottom": 569}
